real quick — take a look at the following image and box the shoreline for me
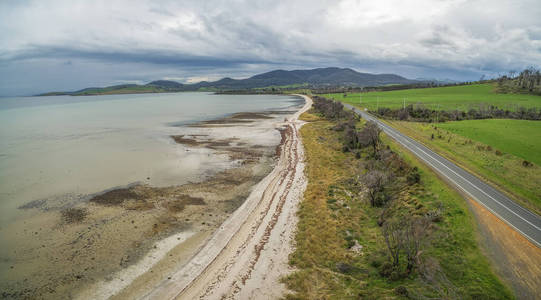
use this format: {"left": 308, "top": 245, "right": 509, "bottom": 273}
{"left": 143, "top": 94, "right": 312, "bottom": 299}
{"left": 0, "top": 99, "right": 303, "bottom": 299}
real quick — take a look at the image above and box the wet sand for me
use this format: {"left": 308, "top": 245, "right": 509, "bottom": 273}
{"left": 0, "top": 105, "right": 302, "bottom": 299}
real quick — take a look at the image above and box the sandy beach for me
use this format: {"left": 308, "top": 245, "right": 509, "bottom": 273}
{"left": 0, "top": 96, "right": 306, "bottom": 299}
{"left": 141, "top": 94, "right": 311, "bottom": 299}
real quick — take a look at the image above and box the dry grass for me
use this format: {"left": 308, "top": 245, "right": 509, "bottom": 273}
{"left": 298, "top": 110, "right": 322, "bottom": 122}
{"left": 286, "top": 116, "right": 375, "bottom": 299}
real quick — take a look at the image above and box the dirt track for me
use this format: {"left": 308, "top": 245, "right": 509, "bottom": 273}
{"left": 142, "top": 95, "right": 311, "bottom": 300}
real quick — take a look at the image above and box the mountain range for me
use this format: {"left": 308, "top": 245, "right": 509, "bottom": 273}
{"left": 39, "top": 67, "right": 420, "bottom": 96}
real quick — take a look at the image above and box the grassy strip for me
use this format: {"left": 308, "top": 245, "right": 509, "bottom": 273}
{"left": 324, "top": 83, "right": 541, "bottom": 111}
{"left": 388, "top": 120, "right": 541, "bottom": 215}
{"left": 285, "top": 110, "right": 513, "bottom": 299}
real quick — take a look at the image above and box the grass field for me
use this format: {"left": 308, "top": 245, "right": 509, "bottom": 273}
{"left": 389, "top": 120, "right": 541, "bottom": 215}
{"left": 285, "top": 111, "right": 512, "bottom": 299}
{"left": 325, "top": 83, "right": 541, "bottom": 111}
{"left": 437, "top": 119, "right": 541, "bottom": 166}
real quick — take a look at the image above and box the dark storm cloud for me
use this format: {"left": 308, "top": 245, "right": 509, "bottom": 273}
{"left": 6, "top": 46, "right": 272, "bottom": 67}
{"left": 1, "top": 0, "right": 540, "bottom": 95}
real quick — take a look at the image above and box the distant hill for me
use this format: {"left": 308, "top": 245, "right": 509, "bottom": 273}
{"left": 39, "top": 67, "right": 420, "bottom": 96}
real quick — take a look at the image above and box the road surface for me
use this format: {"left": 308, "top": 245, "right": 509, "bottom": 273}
{"left": 344, "top": 103, "right": 541, "bottom": 248}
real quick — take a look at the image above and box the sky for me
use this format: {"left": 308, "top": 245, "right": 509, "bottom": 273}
{"left": 1, "top": 0, "right": 540, "bottom": 96}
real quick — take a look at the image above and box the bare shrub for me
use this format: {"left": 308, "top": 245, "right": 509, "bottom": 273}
{"left": 363, "top": 169, "right": 391, "bottom": 207}
{"left": 381, "top": 215, "right": 431, "bottom": 277}
{"left": 358, "top": 121, "right": 382, "bottom": 155}
{"left": 382, "top": 218, "right": 403, "bottom": 267}
{"left": 403, "top": 216, "right": 431, "bottom": 274}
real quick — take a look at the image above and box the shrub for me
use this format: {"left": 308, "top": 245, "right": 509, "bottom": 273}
{"left": 372, "top": 103, "right": 541, "bottom": 121}
{"left": 363, "top": 169, "right": 391, "bottom": 207}
{"left": 370, "top": 257, "right": 383, "bottom": 268}
{"left": 407, "top": 167, "right": 421, "bottom": 184}
{"left": 382, "top": 216, "right": 431, "bottom": 276}
{"left": 522, "top": 160, "right": 533, "bottom": 167}
{"left": 395, "top": 286, "right": 409, "bottom": 297}
{"left": 379, "top": 261, "right": 396, "bottom": 278}
{"left": 358, "top": 121, "right": 382, "bottom": 155}
{"left": 336, "top": 262, "right": 353, "bottom": 274}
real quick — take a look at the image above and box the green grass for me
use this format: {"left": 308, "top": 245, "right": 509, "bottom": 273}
{"left": 285, "top": 110, "right": 513, "bottom": 299}
{"left": 326, "top": 83, "right": 541, "bottom": 111}
{"left": 437, "top": 119, "right": 541, "bottom": 165}
{"left": 389, "top": 121, "right": 541, "bottom": 215}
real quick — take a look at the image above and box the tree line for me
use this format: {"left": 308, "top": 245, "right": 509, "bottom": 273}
{"left": 374, "top": 103, "right": 541, "bottom": 122}
{"left": 496, "top": 67, "right": 541, "bottom": 95}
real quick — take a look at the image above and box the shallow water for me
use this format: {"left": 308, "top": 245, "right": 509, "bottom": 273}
{"left": 0, "top": 92, "right": 301, "bottom": 227}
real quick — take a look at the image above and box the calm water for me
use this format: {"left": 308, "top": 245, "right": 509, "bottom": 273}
{"left": 0, "top": 92, "right": 301, "bottom": 226}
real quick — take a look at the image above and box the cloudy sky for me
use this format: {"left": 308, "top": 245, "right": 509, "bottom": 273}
{"left": 1, "top": 0, "right": 540, "bottom": 95}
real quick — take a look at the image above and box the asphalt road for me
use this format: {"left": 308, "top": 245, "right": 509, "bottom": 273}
{"left": 344, "top": 103, "right": 541, "bottom": 248}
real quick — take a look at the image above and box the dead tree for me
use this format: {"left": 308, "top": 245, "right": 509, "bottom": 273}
{"left": 358, "top": 121, "right": 382, "bottom": 155}
{"left": 382, "top": 218, "right": 403, "bottom": 267}
{"left": 403, "top": 216, "right": 431, "bottom": 274}
{"left": 363, "top": 169, "right": 390, "bottom": 207}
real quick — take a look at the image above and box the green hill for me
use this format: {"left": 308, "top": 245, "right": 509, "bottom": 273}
{"left": 39, "top": 67, "right": 420, "bottom": 96}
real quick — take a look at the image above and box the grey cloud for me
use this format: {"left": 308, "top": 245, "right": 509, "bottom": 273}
{"left": 4, "top": 46, "right": 274, "bottom": 67}
{"left": 1, "top": 0, "right": 541, "bottom": 95}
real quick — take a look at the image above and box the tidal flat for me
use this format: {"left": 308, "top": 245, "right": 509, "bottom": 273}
{"left": 0, "top": 93, "right": 302, "bottom": 299}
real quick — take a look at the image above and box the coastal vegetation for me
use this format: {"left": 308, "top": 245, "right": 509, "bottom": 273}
{"left": 285, "top": 97, "right": 512, "bottom": 299}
